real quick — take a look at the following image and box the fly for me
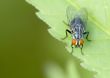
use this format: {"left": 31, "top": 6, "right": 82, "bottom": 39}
{"left": 62, "top": 6, "right": 91, "bottom": 55}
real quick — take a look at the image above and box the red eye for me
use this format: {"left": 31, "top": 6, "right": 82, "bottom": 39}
{"left": 72, "top": 39, "right": 77, "bottom": 45}
{"left": 79, "top": 39, "right": 84, "bottom": 45}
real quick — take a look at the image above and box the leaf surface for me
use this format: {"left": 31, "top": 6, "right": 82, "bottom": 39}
{"left": 26, "top": 0, "right": 110, "bottom": 78}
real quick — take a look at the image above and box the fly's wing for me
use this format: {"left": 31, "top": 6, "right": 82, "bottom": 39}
{"left": 66, "top": 6, "right": 77, "bottom": 25}
{"left": 76, "top": 8, "right": 88, "bottom": 27}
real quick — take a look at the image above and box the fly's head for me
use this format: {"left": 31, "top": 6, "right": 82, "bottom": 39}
{"left": 72, "top": 39, "right": 84, "bottom": 47}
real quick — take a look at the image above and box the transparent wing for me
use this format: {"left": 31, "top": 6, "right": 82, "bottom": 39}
{"left": 66, "top": 6, "right": 77, "bottom": 25}
{"left": 66, "top": 6, "right": 88, "bottom": 26}
{"left": 76, "top": 8, "right": 88, "bottom": 26}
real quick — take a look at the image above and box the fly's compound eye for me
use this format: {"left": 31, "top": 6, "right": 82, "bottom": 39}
{"left": 79, "top": 39, "right": 84, "bottom": 45}
{"left": 72, "top": 39, "right": 77, "bottom": 45}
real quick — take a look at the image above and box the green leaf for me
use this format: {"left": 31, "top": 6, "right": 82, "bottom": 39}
{"left": 43, "top": 60, "right": 82, "bottom": 78}
{"left": 26, "top": 0, "right": 110, "bottom": 78}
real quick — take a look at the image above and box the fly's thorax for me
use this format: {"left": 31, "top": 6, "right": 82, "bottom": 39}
{"left": 71, "top": 23, "right": 85, "bottom": 39}
{"left": 72, "top": 31, "right": 84, "bottom": 40}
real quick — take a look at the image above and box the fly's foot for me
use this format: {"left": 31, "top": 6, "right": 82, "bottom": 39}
{"left": 63, "top": 21, "right": 69, "bottom": 26}
{"left": 61, "top": 37, "right": 66, "bottom": 40}
{"left": 71, "top": 44, "right": 73, "bottom": 54}
{"left": 83, "top": 31, "right": 91, "bottom": 42}
{"left": 61, "top": 29, "right": 72, "bottom": 40}
{"left": 81, "top": 45, "right": 84, "bottom": 55}
{"left": 87, "top": 39, "right": 91, "bottom": 42}
{"left": 81, "top": 49, "right": 84, "bottom": 55}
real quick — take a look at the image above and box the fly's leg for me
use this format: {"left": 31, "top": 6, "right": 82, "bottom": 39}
{"left": 71, "top": 44, "right": 73, "bottom": 54}
{"left": 63, "top": 21, "right": 69, "bottom": 26}
{"left": 83, "top": 32, "right": 91, "bottom": 41}
{"left": 62, "top": 29, "right": 71, "bottom": 40}
{"left": 80, "top": 45, "right": 84, "bottom": 55}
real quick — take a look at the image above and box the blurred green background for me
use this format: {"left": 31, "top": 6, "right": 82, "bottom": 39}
{"left": 0, "top": 0, "right": 93, "bottom": 78}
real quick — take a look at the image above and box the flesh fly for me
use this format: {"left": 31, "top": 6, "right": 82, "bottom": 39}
{"left": 62, "top": 6, "right": 91, "bottom": 55}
